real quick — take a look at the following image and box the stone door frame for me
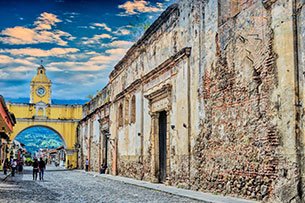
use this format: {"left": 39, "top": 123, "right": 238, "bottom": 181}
{"left": 145, "top": 84, "right": 172, "bottom": 183}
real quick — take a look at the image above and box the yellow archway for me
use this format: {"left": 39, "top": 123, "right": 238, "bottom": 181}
{"left": 7, "top": 103, "right": 82, "bottom": 168}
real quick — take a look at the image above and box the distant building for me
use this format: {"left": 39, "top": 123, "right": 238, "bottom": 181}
{"left": 77, "top": 86, "right": 110, "bottom": 171}
{"left": 7, "top": 65, "right": 82, "bottom": 168}
{"left": 10, "top": 140, "right": 26, "bottom": 161}
{"left": 0, "top": 95, "right": 16, "bottom": 164}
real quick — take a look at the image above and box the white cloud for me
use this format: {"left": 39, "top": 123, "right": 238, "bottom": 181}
{"left": 94, "top": 34, "right": 112, "bottom": 40}
{"left": 8, "top": 66, "right": 36, "bottom": 72}
{"left": 46, "top": 66, "right": 63, "bottom": 72}
{"left": 109, "top": 40, "right": 133, "bottom": 48}
{"left": 0, "top": 12, "right": 74, "bottom": 46}
{"left": 0, "top": 47, "right": 79, "bottom": 57}
{"left": 82, "top": 34, "right": 112, "bottom": 46}
{"left": 85, "top": 51, "right": 99, "bottom": 55}
{"left": 0, "top": 54, "right": 34, "bottom": 66}
{"left": 92, "top": 23, "right": 112, "bottom": 32}
{"left": 114, "top": 27, "right": 131, "bottom": 36}
{"left": 52, "top": 73, "right": 102, "bottom": 88}
{"left": 0, "top": 69, "right": 9, "bottom": 79}
{"left": 0, "top": 55, "right": 15, "bottom": 64}
{"left": 48, "top": 61, "right": 107, "bottom": 72}
{"left": 118, "top": 0, "right": 162, "bottom": 15}
{"left": 47, "top": 46, "right": 127, "bottom": 72}
{"left": 105, "top": 48, "right": 128, "bottom": 56}
{"left": 34, "top": 12, "right": 61, "bottom": 30}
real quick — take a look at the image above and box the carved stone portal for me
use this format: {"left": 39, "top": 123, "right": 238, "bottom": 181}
{"left": 145, "top": 84, "right": 172, "bottom": 183}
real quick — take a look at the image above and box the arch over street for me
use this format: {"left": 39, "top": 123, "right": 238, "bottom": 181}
{"left": 8, "top": 103, "right": 82, "bottom": 168}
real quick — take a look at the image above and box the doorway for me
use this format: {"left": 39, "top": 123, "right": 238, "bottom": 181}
{"left": 158, "top": 111, "right": 167, "bottom": 183}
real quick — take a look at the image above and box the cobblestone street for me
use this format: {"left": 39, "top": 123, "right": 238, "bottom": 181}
{"left": 0, "top": 166, "right": 202, "bottom": 203}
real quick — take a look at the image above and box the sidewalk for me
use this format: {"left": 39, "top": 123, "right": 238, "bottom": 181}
{"left": 77, "top": 170, "right": 259, "bottom": 203}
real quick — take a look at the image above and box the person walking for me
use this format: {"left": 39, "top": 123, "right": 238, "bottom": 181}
{"left": 32, "top": 158, "right": 39, "bottom": 181}
{"left": 11, "top": 159, "right": 17, "bottom": 177}
{"left": 3, "top": 158, "right": 9, "bottom": 175}
{"left": 85, "top": 159, "right": 89, "bottom": 172}
{"left": 38, "top": 158, "right": 46, "bottom": 181}
{"left": 18, "top": 160, "right": 23, "bottom": 174}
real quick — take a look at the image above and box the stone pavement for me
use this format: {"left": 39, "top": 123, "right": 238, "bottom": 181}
{"left": 81, "top": 170, "right": 259, "bottom": 203}
{"left": 0, "top": 166, "right": 203, "bottom": 203}
{"left": 0, "top": 171, "right": 10, "bottom": 182}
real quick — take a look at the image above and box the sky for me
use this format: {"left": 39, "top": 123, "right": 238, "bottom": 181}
{"left": 0, "top": 0, "right": 175, "bottom": 102}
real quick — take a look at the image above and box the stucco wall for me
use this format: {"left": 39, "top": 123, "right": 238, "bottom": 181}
{"left": 109, "top": 0, "right": 201, "bottom": 185}
{"left": 78, "top": 87, "right": 110, "bottom": 172}
{"left": 78, "top": 0, "right": 305, "bottom": 202}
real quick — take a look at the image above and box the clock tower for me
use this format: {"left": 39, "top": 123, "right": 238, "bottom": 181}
{"left": 30, "top": 65, "right": 52, "bottom": 104}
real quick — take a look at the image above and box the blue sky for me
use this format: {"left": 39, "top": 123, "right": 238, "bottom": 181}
{"left": 0, "top": 0, "right": 174, "bottom": 101}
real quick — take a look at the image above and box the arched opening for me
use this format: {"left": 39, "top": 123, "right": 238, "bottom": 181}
{"left": 13, "top": 126, "right": 66, "bottom": 167}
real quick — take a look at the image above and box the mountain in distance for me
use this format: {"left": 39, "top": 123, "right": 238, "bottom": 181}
{"left": 15, "top": 127, "right": 65, "bottom": 154}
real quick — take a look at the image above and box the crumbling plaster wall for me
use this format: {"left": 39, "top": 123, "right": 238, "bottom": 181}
{"left": 78, "top": 89, "right": 110, "bottom": 172}
{"left": 297, "top": 0, "right": 305, "bottom": 202}
{"left": 109, "top": 0, "right": 203, "bottom": 183}
{"left": 79, "top": 0, "right": 305, "bottom": 202}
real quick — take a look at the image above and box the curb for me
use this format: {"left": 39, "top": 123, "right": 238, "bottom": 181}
{"left": 76, "top": 170, "right": 259, "bottom": 203}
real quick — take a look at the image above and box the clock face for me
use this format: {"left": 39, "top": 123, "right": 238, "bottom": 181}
{"left": 36, "top": 87, "right": 46, "bottom": 97}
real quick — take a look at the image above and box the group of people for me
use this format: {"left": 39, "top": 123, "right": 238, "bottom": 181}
{"left": 32, "top": 158, "right": 46, "bottom": 181}
{"left": 2, "top": 157, "right": 47, "bottom": 181}
{"left": 2, "top": 158, "right": 23, "bottom": 176}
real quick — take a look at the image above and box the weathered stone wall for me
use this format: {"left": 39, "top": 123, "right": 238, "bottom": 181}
{"left": 190, "top": 0, "right": 302, "bottom": 202}
{"left": 89, "top": 116, "right": 99, "bottom": 172}
{"left": 79, "top": 0, "right": 305, "bottom": 202}
{"left": 297, "top": 1, "right": 305, "bottom": 202}
{"left": 108, "top": 0, "right": 202, "bottom": 185}
{"left": 193, "top": 2, "right": 279, "bottom": 200}
{"left": 78, "top": 87, "right": 110, "bottom": 172}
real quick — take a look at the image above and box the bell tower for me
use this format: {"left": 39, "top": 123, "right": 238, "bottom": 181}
{"left": 30, "top": 65, "right": 52, "bottom": 104}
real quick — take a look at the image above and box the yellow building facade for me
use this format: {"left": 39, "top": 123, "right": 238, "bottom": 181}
{"left": 7, "top": 65, "right": 82, "bottom": 168}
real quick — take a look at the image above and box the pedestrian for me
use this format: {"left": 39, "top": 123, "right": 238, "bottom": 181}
{"left": 85, "top": 159, "right": 89, "bottom": 172}
{"left": 16, "top": 160, "right": 20, "bottom": 174}
{"left": 100, "top": 163, "right": 107, "bottom": 174}
{"left": 33, "top": 158, "right": 39, "bottom": 181}
{"left": 18, "top": 160, "right": 23, "bottom": 174}
{"left": 11, "top": 159, "right": 17, "bottom": 177}
{"left": 3, "top": 158, "right": 9, "bottom": 175}
{"left": 38, "top": 158, "right": 46, "bottom": 181}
